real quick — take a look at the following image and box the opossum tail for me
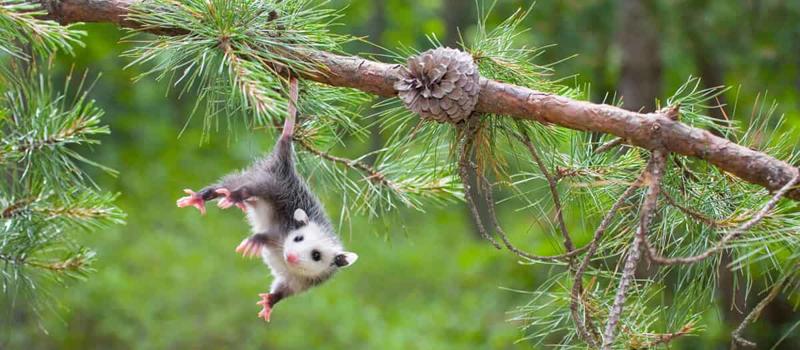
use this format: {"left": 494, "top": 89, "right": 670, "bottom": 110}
{"left": 281, "top": 76, "right": 299, "bottom": 140}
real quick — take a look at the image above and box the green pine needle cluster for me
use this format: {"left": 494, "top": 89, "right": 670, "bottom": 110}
{"left": 0, "top": 1, "right": 85, "bottom": 59}
{"left": 1, "top": 1, "right": 120, "bottom": 313}
{"left": 504, "top": 75, "right": 800, "bottom": 347}
{"left": 1, "top": 66, "right": 124, "bottom": 307}
{"left": 124, "top": 0, "right": 350, "bottom": 133}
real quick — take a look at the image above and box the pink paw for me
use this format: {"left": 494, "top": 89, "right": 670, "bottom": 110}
{"left": 215, "top": 188, "right": 247, "bottom": 212}
{"left": 235, "top": 237, "right": 265, "bottom": 258}
{"left": 176, "top": 189, "right": 206, "bottom": 215}
{"left": 256, "top": 293, "right": 273, "bottom": 322}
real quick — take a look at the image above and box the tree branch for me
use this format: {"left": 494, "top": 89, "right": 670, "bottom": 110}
{"left": 642, "top": 171, "right": 800, "bottom": 266}
{"left": 569, "top": 173, "right": 644, "bottom": 346}
{"left": 457, "top": 117, "right": 587, "bottom": 261}
{"left": 512, "top": 126, "right": 576, "bottom": 262}
{"left": 601, "top": 149, "right": 668, "bottom": 350}
{"left": 294, "top": 136, "right": 400, "bottom": 192}
{"left": 40, "top": 0, "right": 800, "bottom": 202}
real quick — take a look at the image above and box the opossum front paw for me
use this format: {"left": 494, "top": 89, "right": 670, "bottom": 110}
{"left": 256, "top": 293, "right": 273, "bottom": 322}
{"left": 235, "top": 237, "right": 265, "bottom": 258}
{"left": 215, "top": 188, "right": 248, "bottom": 212}
{"left": 176, "top": 189, "right": 207, "bottom": 215}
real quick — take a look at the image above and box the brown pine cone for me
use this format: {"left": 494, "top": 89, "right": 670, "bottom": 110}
{"left": 394, "top": 47, "right": 481, "bottom": 123}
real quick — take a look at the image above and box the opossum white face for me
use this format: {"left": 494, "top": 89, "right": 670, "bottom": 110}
{"left": 283, "top": 211, "right": 358, "bottom": 278}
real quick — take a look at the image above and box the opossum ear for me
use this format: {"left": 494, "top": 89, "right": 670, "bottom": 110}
{"left": 293, "top": 208, "right": 309, "bottom": 224}
{"left": 334, "top": 252, "right": 358, "bottom": 268}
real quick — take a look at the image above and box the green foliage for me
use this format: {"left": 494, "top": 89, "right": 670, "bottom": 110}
{"left": 0, "top": 1, "right": 85, "bottom": 59}
{"left": 0, "top": 66, "right": 123, "bottom": 312}
{"left": 124, "top": 0, "right": 350, "bottom": 132}
{"left": 503, "top": 77, "right": 800, "bottom": 347}
{"left": 0, "top": 1, "right": 120, "bottom": 321}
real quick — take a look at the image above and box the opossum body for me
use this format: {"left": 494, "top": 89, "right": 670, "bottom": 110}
{"left": 177, "top": 78, "right": 357, "bottom": 322}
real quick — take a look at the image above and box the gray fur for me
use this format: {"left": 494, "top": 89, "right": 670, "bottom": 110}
{"left": 184, "top": 78, "right": 356, "bottom": 318}
{"left": 195, "top": 133, "right": 351, "bottom": 309}
{"left": 211, "top": 136, "right": 335, "bottom": 237}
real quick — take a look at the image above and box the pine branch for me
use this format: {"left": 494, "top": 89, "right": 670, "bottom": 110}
{"left": 569, "top": 178, "right": 642, "bottom": 346}
{"left": 294, "top": 135, "right": 400, "bottom": 192}
{"left": 642, "top": 171, "right": 800, "bottom": 266}
{"left": 457, "top": 116, "right": 595, "bottom": 261}
{"left": 594, "top": 137, "right": 625, "bottom": 154}
{"left": 38, "top": 0, "right": 800, "bottom": 202}
{"left": 510, "top": 125, "right": 576, "bottom": 262}
{"left": 602, "top": 149, "right": 668, "bottom": 350}
{"left": 1, "top": 62, "right": 122, "bottom": 300}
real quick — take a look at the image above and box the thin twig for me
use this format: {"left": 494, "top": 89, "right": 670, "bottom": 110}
{"left": 478, "top": 170, "right": 590, "bottom": 260}
{"left": 457, "top": 116, "right": 502, "bottom": 250}
{"left": 601, "top": 149, "right": 668, "bottom": 350}
{"left": 731, "top": 272, "right": 794, "bottom": 349}
{"left": 26, "top": 256, "right": 89, "bottom": 272}
{"left": 458, "top": 117, "right": 588, "bottom": 260}
{"left": 0, "top": 254, "right": 86, "bottom": 273}
{"left": 569, "top": 171, "right": 646, "bottom": 346}
{"left": 637, "top": 323, "right": 694, "bottom": 348}
{"left": 294, "top": 136, "right": 400, "bottom": 192}
{"left": 642, "top": 171, "right": 800, "bottom": 266}
{"left": 595, "top": 137, "right": 625, "bottom": 154}
{"left": 661, "top": 190, "right": 726, "bottom": 227}
{"left": 511, "top": 125, "right": 576, "bottom": 264}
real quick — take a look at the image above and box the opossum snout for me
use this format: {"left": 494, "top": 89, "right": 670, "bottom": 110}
{"left": 285, "top": 253, "right": 299, "bottom": 265}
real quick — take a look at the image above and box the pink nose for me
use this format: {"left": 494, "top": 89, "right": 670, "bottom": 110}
{"left": 286, "top": 254, "right": 299, "bottom": 264}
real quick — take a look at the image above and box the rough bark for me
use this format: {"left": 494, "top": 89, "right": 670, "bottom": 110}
{"left": 40, "top": 0, "right": 800, "bottom": 201}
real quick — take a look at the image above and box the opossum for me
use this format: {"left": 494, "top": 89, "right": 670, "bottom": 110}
{"left": 176, "top": 77, "right": 358, "bottom": 322}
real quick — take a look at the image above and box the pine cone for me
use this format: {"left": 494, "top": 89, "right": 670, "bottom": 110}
{"left": 394, "top": 47, "right": 481, "bottom": 123}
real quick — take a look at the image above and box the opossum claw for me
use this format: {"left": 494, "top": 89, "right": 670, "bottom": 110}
{"left": 216, "top": 188, "right": 248, "bottom": 212}
{"left": 235, "top": 237, "right": 265, "bottom": 258}
{"left": 176, "top": 189, "right": 207, "bottom": 215}
{"left": 256, "top": 293, "right": 273, "bottom": 322}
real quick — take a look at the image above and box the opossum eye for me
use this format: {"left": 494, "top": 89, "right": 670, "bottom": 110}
{"left": 311, "top": 250, "right": 321, "bottom": 262}
{"left": 293, "top": 235, "right": 304, "bottom": 242}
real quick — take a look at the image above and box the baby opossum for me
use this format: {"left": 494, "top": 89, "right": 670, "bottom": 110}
{"left": 176, "top": 77, "right": 358, "bottom": 322}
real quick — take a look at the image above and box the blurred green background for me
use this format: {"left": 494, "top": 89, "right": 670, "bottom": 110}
{"left": 3, "top": 0, "right": 800, "bottom": 349}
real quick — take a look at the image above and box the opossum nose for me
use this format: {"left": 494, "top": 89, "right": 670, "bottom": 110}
{"left": 286, "top": 253, "right": 299, "bottom": 264}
